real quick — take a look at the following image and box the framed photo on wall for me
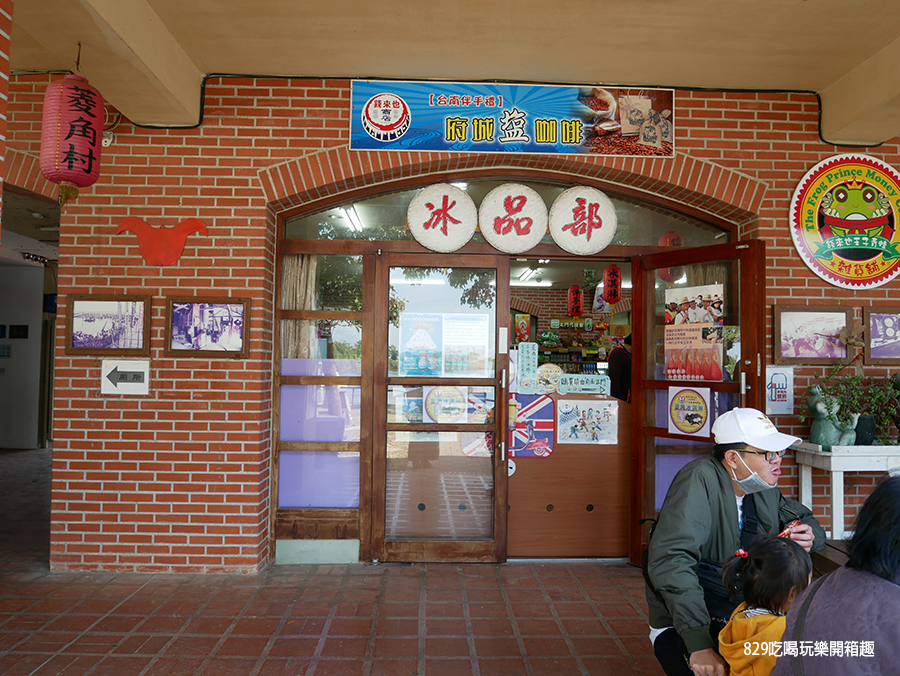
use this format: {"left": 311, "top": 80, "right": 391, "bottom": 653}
{"left": 773, "top": 305, "right": 852, "bottom": 365}
{"left": 864, "top": 307, "right": 900, "bottom": 364}
{"left": 65, "top": 295, "right": 151, "bottom": 356}
{"left": 164, "top": 297, "right": 249, "bottom": 358}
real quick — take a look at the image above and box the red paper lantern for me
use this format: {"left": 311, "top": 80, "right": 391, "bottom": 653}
{"left": 567, "top": 285, "right": 584, "bottom": 316}
{"left": 602, "top": 265, "right": 622, "bottom": 304}
{"left": 40, "top": 74, "right": 104, "bottom": 207}
{"left": 657, "top": 230, "right": 684, "bottom": 283}
{"left": 658, "top": 231, "right": 684, "bottom": 248}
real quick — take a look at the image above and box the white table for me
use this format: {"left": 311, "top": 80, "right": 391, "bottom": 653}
{"left": 793, "top": 442, "right": 900, "bottom": 539}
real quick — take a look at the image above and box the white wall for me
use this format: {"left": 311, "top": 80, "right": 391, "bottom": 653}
{"left": 0, "top": 260, "right": 44, "bottom": 448}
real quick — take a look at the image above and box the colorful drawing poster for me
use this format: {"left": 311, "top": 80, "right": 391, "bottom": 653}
{"left": 424, "top": 386, "right": 467, "bottom": 424}
{"left": 399, "top": 313, "right": 443, "bottom": 376}
{"left": 509, "top": 394, "right": 554, "bottom": 457}
{"left": 667, "top": 387, "right": 711, "bottom": 437}
{"left": 765, "top": 366, "right": 794, "bottom": 416}
{"left": 443, "top": 313, "right": 491, "bottom": 376}
{"left": 663, "top": 325, "right": 724, "bottom": 382}
{"left": 557, "top": 399, "right": 618, "bottom": 445}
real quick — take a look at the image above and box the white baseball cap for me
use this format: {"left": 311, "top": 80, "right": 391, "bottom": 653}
{"left": 711, "top": 407, "right": 800, "bottom": 452}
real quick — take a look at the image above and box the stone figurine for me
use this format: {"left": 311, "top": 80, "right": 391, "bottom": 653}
{"left": 807, "top": 384, "right": 857, "bottom": 450}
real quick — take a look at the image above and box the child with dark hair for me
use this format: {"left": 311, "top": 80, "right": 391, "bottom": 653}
{"left": 771, "top": 474, "right": 900, "bottom": 676}
{"left": 718, "top": 534, "right": 812, "bottom": 676}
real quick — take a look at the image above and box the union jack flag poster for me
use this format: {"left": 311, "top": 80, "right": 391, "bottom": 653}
{"left": 509, "top": 393, "right": 555, "bottom": 458}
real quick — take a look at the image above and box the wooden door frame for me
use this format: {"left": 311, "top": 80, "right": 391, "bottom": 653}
{"left": 371, "top": 252, "right": 511, "bottom": 563}
{"left": 628, "top": 239, "right": 766, "bottom": 564}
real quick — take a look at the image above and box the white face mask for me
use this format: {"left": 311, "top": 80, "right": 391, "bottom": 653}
{"left": 730, "top": 452, "right": 776, "bottom": 494}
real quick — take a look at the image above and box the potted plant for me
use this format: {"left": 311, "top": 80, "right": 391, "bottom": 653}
{"left": 800, "top": 357, "right": 900, "bottom": 446}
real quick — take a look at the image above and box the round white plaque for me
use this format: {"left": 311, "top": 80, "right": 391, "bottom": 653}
{"left": 478, "top": 184, "right": 548, "bottom": 254}
{"left": 407, "top": 184, "right": 478, "bottom": 253}
{"left": 549, "top": 186, "right": 618, "bottom": 255}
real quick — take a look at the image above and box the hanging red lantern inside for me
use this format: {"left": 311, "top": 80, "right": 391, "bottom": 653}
{"left": 657, "top": 230, "right": 684, "bottom": 283}
{"left": 567, "top": 285, "right": 584, "bottom": 316}
{"left": 40, "top": 74, "right": 104, "bottom": 207}
{"left": 602, "top": 264, "right": 622, "bottom": 304}
{"left": 658, "top": 231, "right": 683, "bottom": 248}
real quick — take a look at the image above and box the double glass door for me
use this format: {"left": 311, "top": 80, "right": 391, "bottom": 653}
{"left": 373, "top": 253, "right": 509, "bottom": 562}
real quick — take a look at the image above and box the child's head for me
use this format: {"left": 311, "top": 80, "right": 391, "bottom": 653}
{"left": 721, "top": 534, "right": 812, "bottom": 614}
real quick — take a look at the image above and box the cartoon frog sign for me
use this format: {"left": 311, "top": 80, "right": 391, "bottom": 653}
{"left": 790, "top": 154, "right": 900, "bottom": 290}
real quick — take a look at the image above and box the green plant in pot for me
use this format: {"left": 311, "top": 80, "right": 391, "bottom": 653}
{"left": 800, "top": 357, "right": 900, "bottom": 447}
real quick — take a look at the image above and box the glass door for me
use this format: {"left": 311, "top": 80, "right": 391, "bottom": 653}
{"left": 373, "top": 253, "right": 509, "bottom": 562}
{"left": 629, "top": 241, "right": 766, "bottom": 564}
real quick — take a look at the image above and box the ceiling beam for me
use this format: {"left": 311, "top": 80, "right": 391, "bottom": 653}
{"left": 819, "top": 35, "right": 900, "bottom": 147}
{"left": 14, "top": 0, "right": 202, "bottom": 126}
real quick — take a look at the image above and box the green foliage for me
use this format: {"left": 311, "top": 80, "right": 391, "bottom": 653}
{"left": 799, "top": 360, "right": 900, "bottom": 444}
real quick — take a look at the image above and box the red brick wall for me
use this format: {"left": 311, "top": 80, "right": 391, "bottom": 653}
{"left": 7, "top": 79, "right": 895, "bottom": 570}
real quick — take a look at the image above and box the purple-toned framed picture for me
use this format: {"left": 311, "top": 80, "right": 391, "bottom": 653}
{"left": 65, "top": 295, "right": 151, "bottom": 356}
{"left": 773, "top": 305, "right": 852, "bottom": 365}
{"left": 164, "top": 297, "right": 249, "bottom": 358}
{"left": 864, "top": 307, "right": 900, "bottom": 364}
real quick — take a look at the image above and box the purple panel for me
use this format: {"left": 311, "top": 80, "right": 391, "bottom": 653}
{"left": 279, "top": 384, "right": 360, "bottom": 441}
{"left": 655, "top": 454, "right": 705, "bottom": 510}
{"left": 282, "top": 358, "right": 360, "bottom": 377}
{"left": 278, "top": 451, "right": 360, "bottom": 508}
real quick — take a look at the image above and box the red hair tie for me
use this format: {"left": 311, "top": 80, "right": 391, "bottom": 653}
{"left": 735, "top": 548, "right": 749, "bottom": 558}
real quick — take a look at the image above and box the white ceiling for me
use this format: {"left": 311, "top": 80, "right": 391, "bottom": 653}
{"left": 10, "top": 0, "right": 900, "bottom": 146}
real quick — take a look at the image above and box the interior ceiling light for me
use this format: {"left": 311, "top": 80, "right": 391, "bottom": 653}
{"left": 510, "top": 280, "right": 552, "bottom": 287}
{"left": 518, "top": 268, "right": 538, "bottom": 281}
{"left": 341, "top": 207, "right": 364, "bottom": 232}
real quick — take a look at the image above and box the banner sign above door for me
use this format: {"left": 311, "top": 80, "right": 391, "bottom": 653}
{"left": 408, "top": 183, "right": 618, "bottom": 255}
{"left": 351, "top": 80, "right": 674, "bottom": 157}
{"left": 790, "top": 154, "right": 900, "bottom": 289}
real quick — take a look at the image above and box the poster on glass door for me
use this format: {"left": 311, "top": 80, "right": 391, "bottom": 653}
{"left": 399, "top": 312, "right": 492, "bottom": 377}
{"left": 663, "top": 284, "right": 725, "bottom": 381}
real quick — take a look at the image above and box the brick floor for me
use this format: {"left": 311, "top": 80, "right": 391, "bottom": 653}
{"left": 0, "top": 448, "right": 664, "bottom": 675}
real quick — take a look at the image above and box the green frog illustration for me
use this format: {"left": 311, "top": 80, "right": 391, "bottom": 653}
{"left": 819, "top": 180, "right": 894, "bottom": 261}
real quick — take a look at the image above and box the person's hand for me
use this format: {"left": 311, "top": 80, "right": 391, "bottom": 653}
{"left": 688, "top": 648, "right": 729, "bottom": 676}
{"left": 788, "top": 523, "right": 815, "bottom": 552}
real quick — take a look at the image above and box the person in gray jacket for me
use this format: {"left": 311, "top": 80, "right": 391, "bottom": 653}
{"left": 645, "top": 407, "right": 826, "bottom": 676}
{"left": 772, "top": 474, "right": 900, "bottom": 676}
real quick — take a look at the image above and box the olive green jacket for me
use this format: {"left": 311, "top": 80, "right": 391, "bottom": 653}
{"left": 645, "top": 453, "right": 826, "bottom": 654}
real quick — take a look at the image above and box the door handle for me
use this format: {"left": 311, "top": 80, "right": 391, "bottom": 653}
{"left": 500, "top": 440, "right": 507, "bottom": 462}
{"left": 500, "top": 368, "right": 507, "bottom": 388}
{"left": 740, "top": 371, "right": 748, "bottom": 394}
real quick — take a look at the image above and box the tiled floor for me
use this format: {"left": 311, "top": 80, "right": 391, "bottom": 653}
{"left": 1, "top": 448, "right": 663, "bottom": 675}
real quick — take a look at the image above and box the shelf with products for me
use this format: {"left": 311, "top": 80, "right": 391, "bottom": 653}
{"left": 537, "top": 348, "right": 608, "bottom": 374}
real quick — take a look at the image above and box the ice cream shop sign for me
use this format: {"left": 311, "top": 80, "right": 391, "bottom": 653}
{"left": 407, "top": 184, "right": 618, "bottom": 255}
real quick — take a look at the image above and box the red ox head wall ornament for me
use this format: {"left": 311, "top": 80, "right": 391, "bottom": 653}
{"left": 40, "top": 74, "right": 104, "bottom": 207}
{"left": 567, "top": 285, "right": 584, "bottom": 316}
{"left": 117, "top": 217, "right": 208, "bottom": 266}
{"left": 602, "top": 265, "right": 622, "bottom": 304}
{"left": 657, "top": 230, "right": 684, "bottom": 283}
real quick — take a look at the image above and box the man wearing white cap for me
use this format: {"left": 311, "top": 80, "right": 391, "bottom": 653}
{"left": 644, "top": 408, "right": 825, "bottom": 676}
